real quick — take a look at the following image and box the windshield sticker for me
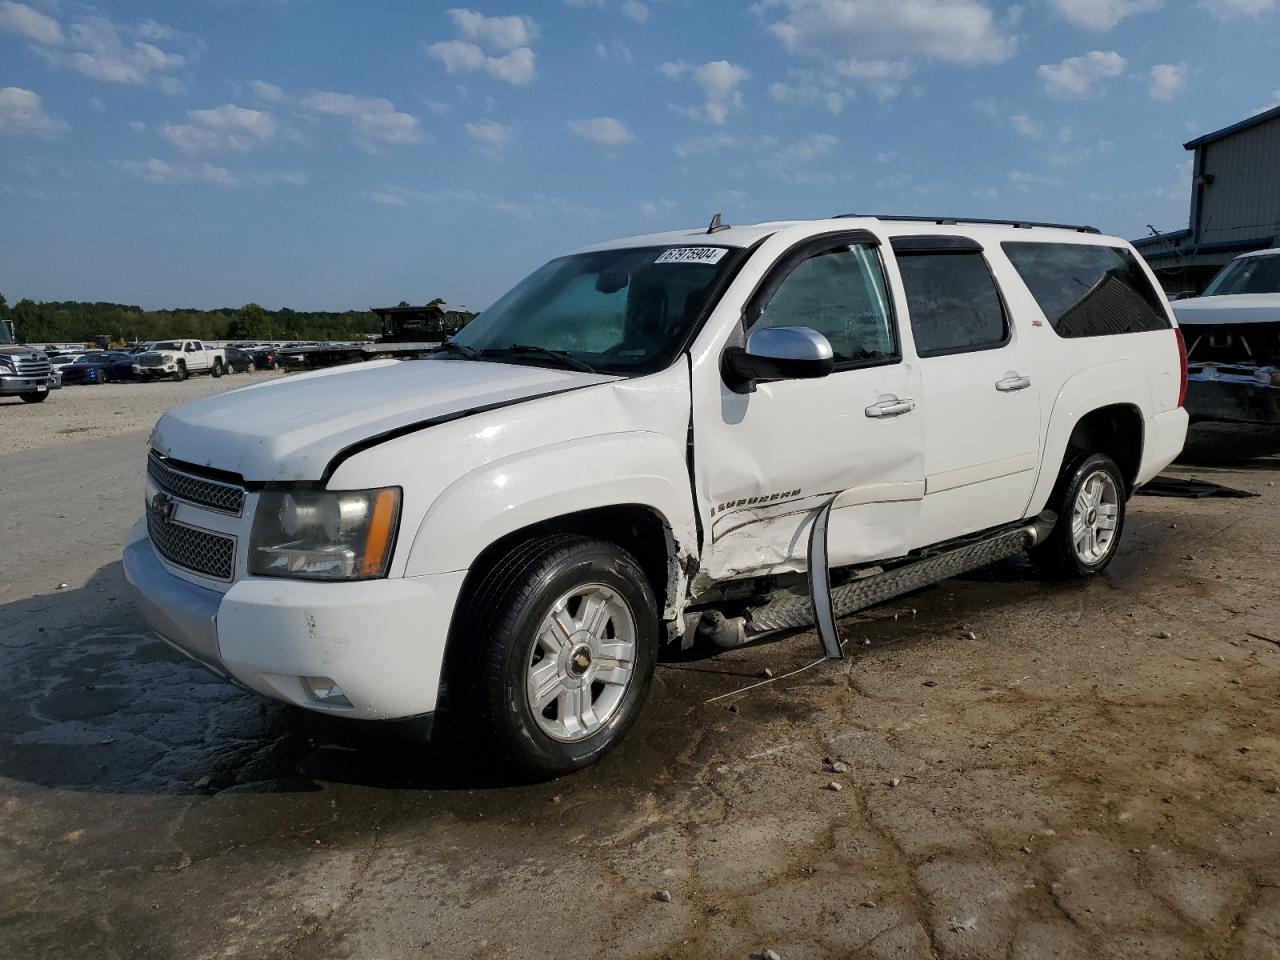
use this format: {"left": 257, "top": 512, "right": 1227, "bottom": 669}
{"left": 655, "top": 247, "right": 728, "bottom": 265}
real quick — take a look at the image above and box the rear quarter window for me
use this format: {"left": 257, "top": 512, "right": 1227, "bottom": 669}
{"left": 1002, "top": 242, "right": 1170, "bottom": 338}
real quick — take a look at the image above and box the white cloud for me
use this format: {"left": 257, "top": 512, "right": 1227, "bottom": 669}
{"left": 640, "top": 197, "right": 676, "bottom": 217}
{"left": 1256, "top": 89, "right": 1280, "bottom": 113}
{"left": 568, "top": 115, "right": 636, "bottom": 144}
{"left": 159, "top": 104, "right": 276, "bottom": 154}
{"left": 621, "top": 0, "right": 649, "bottom": 22}
{"left": 118, "top": 157, "right": 238, "bottom": 187}
{"left": 28, "top": 13, "right": 188, "bottom": 90}
{"left": 672, "top": 131, "right": 746, "bottom": 158}
{"left": 0, "top": 85, "right": 66, "bottom": 137}
{"left": 661, "top": 59, "right": 749, "bottom": 125}
{"left": 1047, "top": 0, "right": 1161, "bottom": 30}
{"left": 118, "top": 158, "right": 306, "bottom": 188}
{"left": 426, "top": 40, "right": 536, "bottom": 85}
{"left": 465, "top": 118, "right": 513, "bottom": 156}
{"left": 1009, "top": 113, "right": 1043, "bottom": 139}
{"left": 769, "top": 67, "right": 864, "bottom": 112}
{"left": 1007, "top": 170, "right": 1064, "bottom": 193}
{"left": 246, "top": 80, "right": 287, "bottom": 104}
{"left": 447, "top": 8, "right": 538, "bottom": 51}
{"left": 1038, "top": 50, "right": 1126, "bottom": 97}
{"left": 0, "top": 1, "right": 61, "bottom": 43}
{"left": 300, "top": 90, "right": 425, "bottom": 151}
{"left": 1148, "top": 63, "right": 1187, "bottom": 101}
{"left": 1199, "top": 0, "right": 1276, "bottom": 17}
{"left": 759, "top": 0, "right": 1015, "bottom": 67}
{"left": 427, "top": 10, "right": 538, "bottom": 85}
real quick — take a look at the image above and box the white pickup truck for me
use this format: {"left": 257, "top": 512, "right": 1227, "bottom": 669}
{"left": 123, "top": 214, "right": 1188, "bottom": 775}
{"left": 132, "top": 339, "right": 227, "bottom": 382}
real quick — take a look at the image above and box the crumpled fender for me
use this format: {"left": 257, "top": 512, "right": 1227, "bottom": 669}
{"left": 403, "top": 430, "right": 699, "bottom": 580}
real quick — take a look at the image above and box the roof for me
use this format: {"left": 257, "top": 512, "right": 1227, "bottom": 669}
{"left": 1183, "top": 103, "right": 1280, "bottom": 150}
{"left": 575, "top": 216, "right": 1124, "bottom": 256}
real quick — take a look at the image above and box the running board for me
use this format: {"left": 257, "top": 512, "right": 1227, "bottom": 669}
{"left": 745, "top": 511, "right": 1057, "bottom": 656}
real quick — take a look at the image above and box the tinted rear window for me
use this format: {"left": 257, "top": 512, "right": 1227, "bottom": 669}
{"left": 1002, "top": 242, "right": 1170, "bottom": 338}
{"left": 896, "top": 252, "right": 1009, "bottom": 357}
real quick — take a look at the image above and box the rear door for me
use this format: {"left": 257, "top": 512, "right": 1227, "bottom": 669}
{"left": 693, "top": 230, "right": 925, "bottom": 581}
{"left": 888, "top": 236, "right": 1041, "bottom": 547}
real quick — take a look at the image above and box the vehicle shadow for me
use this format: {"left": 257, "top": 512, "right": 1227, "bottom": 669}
{"left": 0, "top": 561, "right": 570, "bottom": 797}
{"left": 0, "top": 511, "right": 1199, "bottom": 800}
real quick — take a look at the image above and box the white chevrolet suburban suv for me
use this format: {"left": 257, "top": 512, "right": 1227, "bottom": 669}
{"left": 123, "top": 215, "right": 1189, "bottom": 774}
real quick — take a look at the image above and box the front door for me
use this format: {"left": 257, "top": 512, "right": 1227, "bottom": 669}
{"left": 889, "top": 238, "right": 1041, "bottom": 547}
{"left": 693, "top": 234, "right": 925, "bottom": 583}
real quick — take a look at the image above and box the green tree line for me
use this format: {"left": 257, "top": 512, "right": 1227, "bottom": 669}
{"left": 0, "top": 294, "right": 465, "bottom": 345}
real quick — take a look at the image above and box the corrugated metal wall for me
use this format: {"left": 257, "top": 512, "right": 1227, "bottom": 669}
{"left": 1198, "top": 114, "right": 1280, "bottom": 246}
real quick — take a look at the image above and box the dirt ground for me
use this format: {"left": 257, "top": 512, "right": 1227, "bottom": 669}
{"left": 1, "top": 411, "right": 1278, "bottom": 960}
{"left": 0, "top": 368, "right": 285, "bottom": 453}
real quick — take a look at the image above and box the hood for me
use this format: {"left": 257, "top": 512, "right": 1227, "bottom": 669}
{"left": 0, "top": 345, "right": 46, "bottom": 358}
{"left": 152, "top": 357, "right": 619, "bottom": 482}
{"left": 1173, "top": 293, "right": 1280, "bottom": 326}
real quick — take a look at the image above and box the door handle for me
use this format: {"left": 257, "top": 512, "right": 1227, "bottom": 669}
{"left": 865, "top": 398, "right": 916, "bottom": 418}
{"left": 995, "top": 376, "right": 1032, "bottom": 392}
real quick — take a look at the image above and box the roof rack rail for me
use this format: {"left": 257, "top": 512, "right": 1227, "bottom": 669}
{"left": 837, "top": 213, "right": 1100, "bottom": 235}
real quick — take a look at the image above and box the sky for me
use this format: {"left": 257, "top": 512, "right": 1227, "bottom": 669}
{"left": 1, "top": 0, "right": 1279, "bottom": 312}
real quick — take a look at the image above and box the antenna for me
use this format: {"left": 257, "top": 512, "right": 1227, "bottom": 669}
{"left": 706, "top": 212, "right": 731, "bottom": 235}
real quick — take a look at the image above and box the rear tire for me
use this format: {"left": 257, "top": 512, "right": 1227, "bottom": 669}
{"left": 19, "top": 391, "right": 48, "bottom": 403}
{"left": 448, "top": 535, "right": 659, "bottom": 777}
{"left": 1031, "top": 452, "right": 1126, "bottom": 579}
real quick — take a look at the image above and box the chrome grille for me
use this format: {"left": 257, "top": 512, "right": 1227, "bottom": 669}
{"left": 147, "top": 500, "right": 236, "bottom": 581}
{"left": 12, "top": 356, "right": 51, "bottom": 377}
{"left": 148, "top": 452, "right": 245, "bottom": 515}
{"left": 139, "top": 355, "right": 165, "bottom": 367}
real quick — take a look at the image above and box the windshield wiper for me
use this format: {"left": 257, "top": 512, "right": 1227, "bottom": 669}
{"left": 481, "top": 344, "right": 597, "bottom": 374}
{"left": 433, "top": 340, "right": 480, "bottom": 361}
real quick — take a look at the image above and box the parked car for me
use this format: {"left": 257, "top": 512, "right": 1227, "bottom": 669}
{"left": 47, "top": 352, "right": 84, "bottom": 371}
{"left": 60, "top": 351, "right": 137, "bottom": 385}
{"left": 223, "top": 347, "right": 257, "bottom": 373}
{"left": 1172, "top": 248, "right": 1280, "bottom": 425}
{"left": 132, "top": 339, "right": 228, "bottom": 382}
{"left": 0, "top": 341, "right": 61, "bottom": 403}
{"left": 124, "top": 214, "right": 1188, "bottom": 775}
{"left": 249, "top": 346, "right": 282, "bottom": 370}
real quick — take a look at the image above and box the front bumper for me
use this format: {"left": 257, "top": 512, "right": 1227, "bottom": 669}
{"left": 122, "top": 519, "right": 467, "bottom": 720}
{"left": 0, "top": 372, "right": 61, "bottom": 396}
{"left": 1186, "top": 366, "right": 1280, "bottom": 425}
{"left": 133, "top": 363, "right": 178, "bottom": 376}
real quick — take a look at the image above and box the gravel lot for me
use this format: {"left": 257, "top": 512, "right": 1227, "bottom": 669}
{"left": 0, "top": 369, "right": 286, "bottom": 453}
{"left": 1, "top": 386, "right": 1278, "bottom": 959}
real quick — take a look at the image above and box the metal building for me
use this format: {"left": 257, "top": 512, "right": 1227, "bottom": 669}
{"left": 1133, "top": 104, "right": 1280, "bottom": 295}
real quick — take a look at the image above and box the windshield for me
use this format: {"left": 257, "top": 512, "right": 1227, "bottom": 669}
{"left": 1203, "top": 255, "right": 1280, "bottom": 296}
{"left": 449, "top": 245, "right": 740, "bottom": 375}
{"left": 152, "top": 341, "right": 182, "bottom": 351}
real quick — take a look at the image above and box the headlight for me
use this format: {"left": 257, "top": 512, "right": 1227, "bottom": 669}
{"left": 162, "top": 354, "right": 175, "bottom": 363}
{"left": 0, "top": 357, "right": 14, "bottom": 373}
{"left": 248, "top": 487, "right": 401, "bottom": 581}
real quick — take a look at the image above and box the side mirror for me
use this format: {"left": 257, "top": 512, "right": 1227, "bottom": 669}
{"left": 722, "top": 326, "right": 834, "bottom": 394}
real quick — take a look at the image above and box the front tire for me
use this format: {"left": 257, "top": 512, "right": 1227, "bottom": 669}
{"left": 211, "top": 360, "right": 223, "bottom": 378}
{"left": 453, "top": 535, "right": 659, "bottom": 776}
{"left": 19, "top": 391, "right": 48, "bottom": 403}
{"left": 1032, "top": 452, "right": 1126, "bottom": 579}
{"left": 171, "top": 363, "right": 187, "bottom": 383}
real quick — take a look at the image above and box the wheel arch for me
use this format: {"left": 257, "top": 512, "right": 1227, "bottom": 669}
{"left": 1028, "top": 362, "right": 1152, "bottom": 514}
